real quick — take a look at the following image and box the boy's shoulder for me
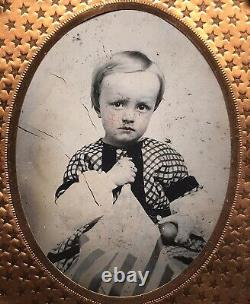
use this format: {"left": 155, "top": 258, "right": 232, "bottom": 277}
{"left": 143, "top": 137, "right": 175, "bottom": 152}
{"left": 72, "top": 139, "right": 103, "bottom": 157}
{"left": 142, "top": 137, "right": 184, "bottom": 161}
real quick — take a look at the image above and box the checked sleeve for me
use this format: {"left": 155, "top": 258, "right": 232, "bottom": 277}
{"left": 155, "top": 145, "right": 200, "bottom": 202}
{"left": 55, "top": 149, "right": 90, "bottom": 201}
{"left": 55, "top": 140, "right": 104, "bottom": 201}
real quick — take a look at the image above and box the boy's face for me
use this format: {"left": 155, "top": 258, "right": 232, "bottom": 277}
{"left": 98, "top": 71, "right": 160, "bottom": 147}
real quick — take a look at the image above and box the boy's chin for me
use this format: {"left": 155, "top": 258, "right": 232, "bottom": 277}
{"left": 115, "top": 136, "right": 142, "bottom": 147}
{"left": 106, "top": 137, "right": 141, "bottom": 147}
{"left": 104, "top": 133, "right": 144, "bottom": 147}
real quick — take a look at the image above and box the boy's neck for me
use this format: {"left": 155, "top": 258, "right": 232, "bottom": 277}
{"left": 102, "top": 137, "right": 144, "bottom": 148}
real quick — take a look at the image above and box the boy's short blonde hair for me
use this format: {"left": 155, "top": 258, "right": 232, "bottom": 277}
{"left": 91, "top": 51, "right": 165, "bottom": 113}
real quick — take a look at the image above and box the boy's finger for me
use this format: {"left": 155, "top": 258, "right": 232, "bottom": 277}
{"left": 175, "top": 230, "right": 190, "bottom": 244}
{"left": 129, "top": 176, "right": 135, "bottom": 183}
{"left": 174, "top": 220, "right": 190, "bottom": 244}
{"left": 131, "top": 165, "right": 137, "bottom": 172}
{"left": 131, "top": 171, "right": 136, "bottom": 177}
{"left": 122, "top": 157, "right": 132, "bottom": 161}
{"left": 121, "top": 158, "right": 133, "bottom": 166}
{"left": 157, "top": 215, "right": 162, "bottom": 221}
{"left": 127, "top": 161, "right": 135, "bottom": 168}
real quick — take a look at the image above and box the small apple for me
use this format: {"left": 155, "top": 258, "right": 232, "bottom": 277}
{"left": 158, "top": 222, "right": 178, "bottom": 244}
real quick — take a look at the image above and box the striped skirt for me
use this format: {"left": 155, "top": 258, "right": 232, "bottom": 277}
{"left": 48, "top": 186, "right": 205, "bottom": 296}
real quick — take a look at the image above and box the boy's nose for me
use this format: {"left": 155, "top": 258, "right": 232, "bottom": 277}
{"left": 122, "top": 110, "right": 135, "bottom": 123}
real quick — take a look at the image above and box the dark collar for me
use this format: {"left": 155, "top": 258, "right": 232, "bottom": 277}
{"left": 101, "top": 139, "right": 144, "bottom": 152}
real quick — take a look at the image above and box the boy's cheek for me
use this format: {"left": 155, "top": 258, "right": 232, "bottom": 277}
{"left": 137, "top": 113, "right": 153, "bottom": 126}
{"left": 104, "top": 113, "right": 120, "bottom": 125}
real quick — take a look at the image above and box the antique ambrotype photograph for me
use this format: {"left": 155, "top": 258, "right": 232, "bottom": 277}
{"left": 14, "top": 10, "right": 231, "bottom": 297}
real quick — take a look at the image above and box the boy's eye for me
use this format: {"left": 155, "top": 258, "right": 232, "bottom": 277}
{"left": 112, "top": 101, "right": 124, "bottom": 108}
{"left": 137, "top": 104, "right": 149, "bottom": 111}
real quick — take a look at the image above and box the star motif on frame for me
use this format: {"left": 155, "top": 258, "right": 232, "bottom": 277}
{"left": 4, "top": 52, "right": 13, "bottom": 64}
{"left": 39, "top": 24, "right": 49, "bottom": 35}
{"left": 29, "top": 38, "right": 38, "bottom": 49}
{"left": 233, "top": 76, "right": 243, "bottom": 86}
{"left": 23, "top": 21, "right": 33, "bottom": 31}
{"left": 19, "top": 51, "right": 28, "bottom": 62}
{"left": 199, "top": 2, "right": 207, "bottom": 12}
{"left": 36, "top": 7, "right": 45, "bottom": 18}
{"left": 234, "top": 46, "right": 242, "bottom": 56}
{"left": 213, "top": 0, "right": 223, "bottom": 9}
{"left": 12, "top": 36, "right": 23, "bottom": 47}
{"left": 51, "top": 13, "right": 61, "bottom": 23}
{"left": 5, "top": 20, "right": 16, "bottom": 30}
{"left": 223, "top": 31, "right": 231, "bottom": 41}
{"left": 20, "top": 4, "right": 29, "bottom": 15}
{"left": 2, "top": 1, "right": 12, "bottom": 12}
{"left": 228, "top": 15, "right": 238, "bottom": 25}
{"left": 208, "top": 31, "right": 216, "bottom": 40}
{"left": 217, "top": 45, "right": 227, "bottom": 55}
{"left": 165, "top": 0, "right": 176, "bottom": 7}
{"left": 241, "top": 63, "right": 249, "bottom": 73}
{"left": 65, "top": 2, "right": 76, "bottom": 12}
{"left": 182, "top": 7, "right": 190, "bottom": 17}
{"left": 52, "top": 0, "right": 61, "bottom": 5}
{"left": 196, "top": 18, "right": 205, "bottom": 28}
{"left": 3, "top": 82, "right": 13, "bottom": 94}
{"left": 240, "top": 31, "right": 248, "bottom": 40}
{"left": 10, "top": 66, "right": 20, "bottom": 78}
{"left": 213, "top": 16, "right": 221, "bottom": 25}
{"left": 238, "top": 92, "right": 247, "bottom": 101}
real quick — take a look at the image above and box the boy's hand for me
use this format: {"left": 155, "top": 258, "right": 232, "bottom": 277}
{"left": 106, "top": 157, "right": 137, "bottom": 187}
{"left": 158, "top": 214, "right": 192, "bottom": 244}
{"left": 157, "top": 208, "right": 211, "bottom": 244}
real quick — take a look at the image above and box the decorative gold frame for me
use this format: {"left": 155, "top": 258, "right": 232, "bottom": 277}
{"left": 0, "top": 1, "right": 249, "bottom": 304}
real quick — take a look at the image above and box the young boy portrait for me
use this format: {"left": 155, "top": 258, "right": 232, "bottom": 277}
{"left": 13, "top": 9, "right": 231, "bottom": 299}
{"left": 47, "top": 51, "right": 209, "bottom": 296}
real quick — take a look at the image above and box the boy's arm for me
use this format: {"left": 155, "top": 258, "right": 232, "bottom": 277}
{"left": 156, "top": 145, "right": 211, "bottom": 242}
{"left": 55, "top": 150, "right": 136, "bottom": 207}
{"left": 158, "top": 189, "right": 215, "bottom": 243}
{"left": 54, "top": 157, "right": 137, "bottom": 235}
{"left": 74, "top": 157, "right": 137, "bottom": 208}
{"left": 54, "top": 170, "right": 116, "bottom": 229}
{"left": 81, "top": 170, "right": 117, "bottom": 210}
{"left": 55, "top": 147, "right": 116, "bottom": 210}
{"left": 55, "top": 147, "right": 116, "bottom": 202}
{"left": 55, "top": 149, "right": 85, "bottom": 202}
{"left": 156, "top": 145, "right": 201, "bottom": 203}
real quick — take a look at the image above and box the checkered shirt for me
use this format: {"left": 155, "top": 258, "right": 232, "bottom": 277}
{"left": 50, "top": 138, "right": 202, "bottom": 273}
{"left": 56, "top": 138, "right": 189, "bottom": 216}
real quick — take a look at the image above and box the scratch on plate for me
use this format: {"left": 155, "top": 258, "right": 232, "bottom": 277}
{"left": 81, "top": 103, "right": 96, "bottom": 129}
{"left": 50, "top": 73, "right": 67, "bottom": 84}
{"left": 36, "top": 128, "right": 57, "bottom": 139}
{"left": 82, "top": 173, "right": 99, "bottom": 206}
{"left": 18, "top": 126, "right": 41, "bottom": 138}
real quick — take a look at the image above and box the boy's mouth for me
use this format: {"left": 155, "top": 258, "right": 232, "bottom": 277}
{"left": 119, "top": 126, "right": 135, "bottom": 131}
